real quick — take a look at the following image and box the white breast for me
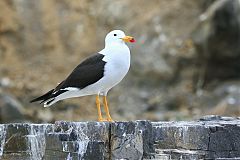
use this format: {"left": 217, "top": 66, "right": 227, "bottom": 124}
{"left": 99, "top": 43, "right": 131, "bottom": 93}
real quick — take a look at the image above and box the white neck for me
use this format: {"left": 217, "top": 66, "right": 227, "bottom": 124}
{"left": 100, "top": 41, "right": 129, "bottom": 55}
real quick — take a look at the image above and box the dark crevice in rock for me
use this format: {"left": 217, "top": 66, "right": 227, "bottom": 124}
{"left": 108, "top": 123, "right": 112, "bottom": 160}
{"left": 207, "top": 130, "right": 211, "bottom": 151}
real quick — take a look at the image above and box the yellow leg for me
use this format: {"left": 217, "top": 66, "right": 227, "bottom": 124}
{"left": 103, "top": 96, "right": 114, "bottom": 122}
{"left": 96, "top": 95, "right": 104, "bottom": 122}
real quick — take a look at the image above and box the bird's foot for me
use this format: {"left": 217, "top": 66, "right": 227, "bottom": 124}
{"left": 98, "top": 118, "right": 114, "bottom": 122}
{"left": 98, "top": 118, "right": 107, "bottom": 122}
{"left": 106, "top": 117, "right": 114, "bottom": 122}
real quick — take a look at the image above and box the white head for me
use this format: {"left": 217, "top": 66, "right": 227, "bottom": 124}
{"left": 105, "top": 30, "right": 135, "bottom": 46}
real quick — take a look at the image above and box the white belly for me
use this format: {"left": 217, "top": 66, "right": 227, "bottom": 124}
{"left": 101, "top": 57, "right": 130, "bottom": 91}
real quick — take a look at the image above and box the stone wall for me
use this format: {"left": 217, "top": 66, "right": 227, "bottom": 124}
{"left": 0, "top": 115, "right": 239, "bottom": 159}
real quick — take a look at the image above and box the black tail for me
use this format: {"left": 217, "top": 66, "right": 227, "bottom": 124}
{"left": 30, "top": 89, "right": 54, "bottom": 103}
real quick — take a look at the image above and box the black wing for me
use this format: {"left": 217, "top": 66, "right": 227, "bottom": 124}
{"left": 56, "top": 53, "right": 106, "bottom": 90}
{"left": 30, "top": 53, "right": 106, "bottom": 103}
{"left": 30, "top": 89, "right": 54, "bottom": 103}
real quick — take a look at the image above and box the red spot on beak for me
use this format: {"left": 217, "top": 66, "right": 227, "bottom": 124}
{"left": 130, "top": 38, "right": 136, "bottom": 43}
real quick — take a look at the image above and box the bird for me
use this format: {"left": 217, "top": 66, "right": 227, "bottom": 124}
{"left": 30, "top": 30, "right": 135, "bottom": 122}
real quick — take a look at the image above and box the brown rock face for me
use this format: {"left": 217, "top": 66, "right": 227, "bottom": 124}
{"left": 0, "top": 0, "right": 239, "bottom": 122}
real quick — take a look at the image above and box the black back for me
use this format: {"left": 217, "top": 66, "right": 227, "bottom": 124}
{"left": 56, "top": 53, "right": 106, "bottom": 90}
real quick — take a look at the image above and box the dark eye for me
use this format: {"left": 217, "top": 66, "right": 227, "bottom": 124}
{"left": 114, "top": 34, "right": 117, "bottom": 36}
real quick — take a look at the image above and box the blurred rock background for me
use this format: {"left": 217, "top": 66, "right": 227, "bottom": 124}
{"left": 0, "top": 0, "right": 239, "bottom": 123}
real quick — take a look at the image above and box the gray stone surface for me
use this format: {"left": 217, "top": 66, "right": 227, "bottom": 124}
{"left": 0, "top": 116, "right": 239, "bottom": 159}
{"left": 1, "top": 122, "right": 109, "bottom": 160}
{"left": 110, "top": 121, "right": 154, "bottom": 159}
{"left": 153, "top": 116, "right": 240, "bottom": 159}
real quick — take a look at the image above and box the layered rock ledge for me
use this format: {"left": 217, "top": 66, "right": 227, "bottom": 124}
{"left": 0, "top": 115, "right": 239, "bottom": 160}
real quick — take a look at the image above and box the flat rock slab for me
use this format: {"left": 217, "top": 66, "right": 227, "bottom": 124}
{"left": 153, "top": 115, "right": 240, "bottom": 159}
{"left": 0, "top": 116, "right": 239, "bottom": 159}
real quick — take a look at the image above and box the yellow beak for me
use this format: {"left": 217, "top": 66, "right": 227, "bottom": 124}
{"left": 121, "top": 36, "right": 135, "bottom": 43}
